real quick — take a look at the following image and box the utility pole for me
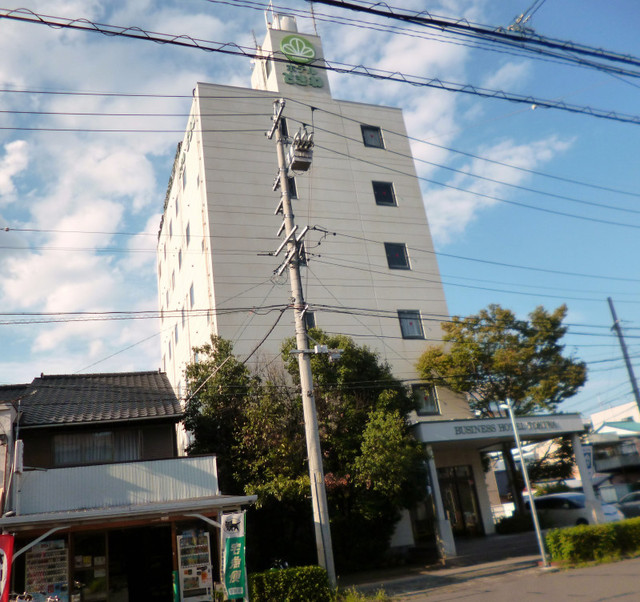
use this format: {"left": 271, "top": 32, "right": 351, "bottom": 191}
{"left": 608, "top": 296, "right": 640, "bottom": 412}
{"left": 268, "top": 98, "right": 336, "bottom": 587}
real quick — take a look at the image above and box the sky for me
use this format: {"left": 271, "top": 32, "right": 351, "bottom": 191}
{"left": 0, "top": 0, "right": 639, "bottom": 422}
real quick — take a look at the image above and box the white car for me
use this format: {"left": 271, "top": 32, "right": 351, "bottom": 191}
{"left": 525, "top": 492, "right": 624, "bottom": 528}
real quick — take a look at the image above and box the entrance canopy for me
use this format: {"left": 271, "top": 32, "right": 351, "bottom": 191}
{"left": 414, "top": 413, "right": 586, "bottom": 451}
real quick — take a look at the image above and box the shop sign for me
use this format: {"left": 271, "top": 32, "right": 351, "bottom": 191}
{"left": 453, "top": 419, "right": 561, "bottom": 437}
{"left": 0, "top": 534, "right": 13, "bottom": 602}
{"left": 222, "top": 512, "right": 247, "bottom": 600}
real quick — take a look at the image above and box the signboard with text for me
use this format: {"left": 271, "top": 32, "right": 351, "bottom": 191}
{"left": 221, "top": 512, "right": 247, "bottom": 600}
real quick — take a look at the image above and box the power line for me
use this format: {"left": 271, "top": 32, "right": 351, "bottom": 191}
{"left": 310, "top": 0, "right": 640, "bottom": 75}
{"left": 2, "top": 8, "right": 640, "bottom": 125}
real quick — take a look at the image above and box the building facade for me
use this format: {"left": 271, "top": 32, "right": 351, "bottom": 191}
{"left": 156, "top": 12, "right": 605, "bottom": 560}
{"left": 0, "top": 372, "right": 254, "bottom": 601}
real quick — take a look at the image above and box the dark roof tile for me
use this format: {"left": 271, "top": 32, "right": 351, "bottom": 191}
{"left": 20, "top": 371, "right": 182, "bottom": 427}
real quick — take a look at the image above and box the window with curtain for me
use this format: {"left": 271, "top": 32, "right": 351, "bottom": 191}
{"left": 53, "top": 430, "right": 142, "bottom": 467}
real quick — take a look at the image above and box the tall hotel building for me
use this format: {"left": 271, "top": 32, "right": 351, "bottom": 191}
{"left": 156, "top": 12, "right": 514, "bottom": 553}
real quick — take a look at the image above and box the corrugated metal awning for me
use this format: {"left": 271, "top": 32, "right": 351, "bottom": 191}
{"left": 0, "top": 494, "right": 257, "bottom": 533}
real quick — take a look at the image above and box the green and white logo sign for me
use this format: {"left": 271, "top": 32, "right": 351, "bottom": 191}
{"left": 280, "top": 34, "right": 316, "bottom": 64}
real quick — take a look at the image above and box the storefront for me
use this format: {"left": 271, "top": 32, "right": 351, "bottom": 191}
{"left": 1, "top": 496, "right": 254, "bottom": 602}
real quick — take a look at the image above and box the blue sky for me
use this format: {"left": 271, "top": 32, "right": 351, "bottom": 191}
{"left": 0, "top": 0, "right": 639, "bottom": 422}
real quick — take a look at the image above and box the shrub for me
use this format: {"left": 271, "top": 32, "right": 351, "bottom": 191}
{"left": 249, "top": 565, "right": 332, "bottom": 602}
{"left": 546, "top": 517, "right": 640, "bottom": 564}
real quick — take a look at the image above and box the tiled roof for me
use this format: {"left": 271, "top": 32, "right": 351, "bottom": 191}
{"left": 20, "top": 371, "right": 182, "bottom": 427}
{"left": 0, "top": 384, "right": 28, "bottom": 403}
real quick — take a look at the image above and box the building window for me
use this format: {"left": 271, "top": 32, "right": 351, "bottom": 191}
{"left": 372, "top": 181, "right": 396, "bottom": 206}
{"left": 182, "top": 168, "right": 187, "bottom": 190}
{"left": 169, "top": 220, "right": 173, "bottom": 238}
{"left": 304, "top": 310, "right": 316, "bottom": 330}
{"left": 385, "top": 242, "right": 410, "bottom": 269}
{"left": 168, "top": 340, "right": 172, "bottom": 360}
{"left": 190, "top": 283, "right": 195, "bottom": 308}
{"left": 412, "top": 384, "right": 440, "bottom": 415}
{"left": 361, "top": 124, "right": 384, "bottom": 148}
{"left": 186, "top": 222, "right": 191, "bottom": 246}
{"left": 287, "top": 176, "right": 297, "bottom": 199}
{"left": 181, "top": 308, "right": 185, "bottom": 328}
{"left": 174, "top": 324, "right": 179, "bottom": 344}
{"left": 178, "top": 249, "right": 182, "bottom": 269}
{"left": 398, "top": 310, "right": 424, "bottom": 339}
{"left": 175, "top": 196, "right": 179, "bottom": 216}
{"left": 53, "top": 431, "right": 141, "bottom": 467}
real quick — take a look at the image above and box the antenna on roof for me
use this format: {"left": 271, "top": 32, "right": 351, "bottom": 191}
{"left": 309, "top": 1, "right": 319, "bottom": 36}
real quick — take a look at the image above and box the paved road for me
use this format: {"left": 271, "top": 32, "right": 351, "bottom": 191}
{"left": 392, "top": 557, "right": 640, "bottom": 601}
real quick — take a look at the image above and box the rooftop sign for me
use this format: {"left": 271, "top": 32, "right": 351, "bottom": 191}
{"left": 280, "top": 34, "right": 316, "bottom": 64}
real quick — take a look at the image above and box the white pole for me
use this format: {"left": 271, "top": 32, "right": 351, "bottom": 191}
{"left": 502, "top": 399, "right": 549, "bottom": 568}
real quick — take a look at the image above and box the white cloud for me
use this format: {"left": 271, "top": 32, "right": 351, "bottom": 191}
{"left": 0, "top": 140, "right": 28, "bottom": 202}
{"left": 482, "top": 61, "right": 531, "bottom": 91}
{"left": 424, "top": 135, "right": 573, "bottom": 244}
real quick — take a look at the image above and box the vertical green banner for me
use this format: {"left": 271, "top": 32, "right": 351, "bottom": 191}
{"left": 222, "top": 512, "right": 247, "bottom": 600}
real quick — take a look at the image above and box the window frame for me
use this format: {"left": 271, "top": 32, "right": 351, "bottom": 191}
{"left": 412, "top": 384, "right": 440, "bottom": 416}
{"left": 361, "top": 124, "right": 385, "bottom": 149}
{"left": 384, "top": 242, "right": 410, "bottom": 270}
{"left": 372, "top": 181, "right": 397, "bottom": 206}
{"left": 398, "top": 310, "right": 425, "bottom": 339}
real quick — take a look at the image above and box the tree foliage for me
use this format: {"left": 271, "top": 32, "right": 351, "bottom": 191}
{"left": 416, "top": 304, "right": 587, "bottom": 416}
{"left": 184, "top": 330, "right": 428, "bottom": 571}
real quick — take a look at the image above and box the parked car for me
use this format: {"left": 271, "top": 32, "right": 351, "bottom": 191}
{"left": 615, "top": 491, "right": 640, "bottom": 518}
{"left": 525, "top": 492, "right": 624, "bottom": 528}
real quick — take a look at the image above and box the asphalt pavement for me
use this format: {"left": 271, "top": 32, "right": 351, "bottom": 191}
{"left": 339, "top": 532, "right": 640, "bottom": 601}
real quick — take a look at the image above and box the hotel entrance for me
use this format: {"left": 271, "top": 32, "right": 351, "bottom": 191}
{"left": 437, "top": 465, "right": 483, "bottom": 536}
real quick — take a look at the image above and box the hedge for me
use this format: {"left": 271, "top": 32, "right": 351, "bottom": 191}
{"left": 249, "top": 565, "right": 333, "bottom": 602}
{"left": 545, "top": 517, "right": 640, "bottom": 564}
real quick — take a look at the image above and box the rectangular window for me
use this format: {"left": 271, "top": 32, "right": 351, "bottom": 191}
{"left": 178, "top": 249, "right": 182, "bottom": 269}
{"left": 190, "top": 283, "right": 195, "bottom": 308}
{"left": 168, "top": 340, "right": 172, "bottom": 360}
{"left": 398, "top": 310, "right": 424, "bottom": 339}
{"left": 412, "top": 384, "right": 440, "bottom": 415}
{"left": 186, "top": 222, "right": 191, "bottom": 246}
{"left": 361, "top": 124, "right": 384, "bottom": 148}
{"left": 181, "top": 308, "right": 185, "bottom": 328}
{"left": 175, "top": 196, "right": 179, "bottom": 216}
{"left": 287, "top": 176, "right": 297, "bottom": 199}
{"left": 169, "top": 220, "right": 173, "bottom": 238}
{"left": 182, "top": 168, "right": 187, "bottom": 190}
{"left": 53, "top": 431, "right": 141, "bottom": 467}
{"left": 385, "top": 242, "right": 410, "bottom": 269}
{"left": 372, "top": 181, "right": 396, "bottom": 206}
{"left": 174, "top": 323, "right": 179, "bottom": 344}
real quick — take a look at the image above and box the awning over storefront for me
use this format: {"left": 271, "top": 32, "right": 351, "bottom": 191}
{"left": 414, "top": 413, "right": 586, "bottom": 451}
{"left": 0, "top": 494, "right": 257, "bottom": 533}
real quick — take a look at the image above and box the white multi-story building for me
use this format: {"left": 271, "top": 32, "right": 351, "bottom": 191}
{"left": 157, "top": 13, "right": 459, "bottom": 411}
{"left": 157, "top": 13, "right": 607, "bottom": 558}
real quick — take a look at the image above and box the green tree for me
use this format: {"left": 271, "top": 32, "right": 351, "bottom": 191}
{"left": 184, "top": 331, "right": 428, "bottom": 571}
{"left": 416, "top": 304, "right": 587, "bottom": 417}
{"left": 183, "top": 335, "right": 259, "bottom": 493}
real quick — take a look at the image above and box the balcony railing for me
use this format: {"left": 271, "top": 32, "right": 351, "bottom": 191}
{"left": 594, "top": 452, "right": 640, "bottom": 473}
{"left": 15, "top": 455, "right": 219, "bottom": 515}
